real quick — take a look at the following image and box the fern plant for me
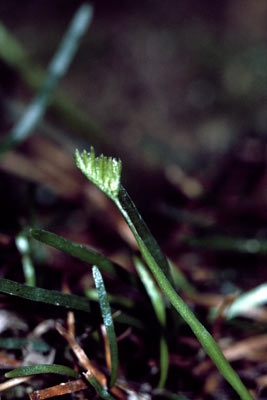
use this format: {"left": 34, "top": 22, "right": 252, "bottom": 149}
{"left": 74, "top": 147, "right": 253, "bottom": 400}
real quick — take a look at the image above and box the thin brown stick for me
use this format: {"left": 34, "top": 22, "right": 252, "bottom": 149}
{"left": 56, "top": 322, "right": 107, "bottom": 387}
{"left": 28, "top": 379, "right": 87, "bottom": 399}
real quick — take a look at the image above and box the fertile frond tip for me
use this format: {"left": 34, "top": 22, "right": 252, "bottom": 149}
{"left": 74, "top": 147, "right": 122, "bottom": 198}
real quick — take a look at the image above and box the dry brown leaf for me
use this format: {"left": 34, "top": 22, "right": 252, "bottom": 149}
{"left": 28, "top": 379, "right": 88, "bottom": 399}
{"left": 56, "top": 322, "right": 107, "bottom": 387}
{"left": 0, "top": 376, "right": 31, "bottom": 392}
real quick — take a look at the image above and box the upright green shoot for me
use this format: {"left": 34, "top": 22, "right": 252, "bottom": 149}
{"left": 75, "top": 147, "right": 253, "bottom": 400}
{"left": 134, "top": 256, "right": 169, "bottom": 389}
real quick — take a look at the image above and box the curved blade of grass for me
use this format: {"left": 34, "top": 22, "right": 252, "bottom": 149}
{"left": 85, "top": 288, "right": 134, "bottom": 308}
{"left": 134, "top": 256, "right": 166, "bottom": 326}
{"left": 169, "top": 260, "right": 195, "bottom": 294}
{"left": 0, "top": 3, "right": 93, "bottom": 155}
{"left": 75, "top": 147, "right": 253, "bottom": 400}
{"left": 183, "top": 235, "right": 267, "bottom": 254}
{"left": 134, "top": 256, "right": 168, "bottom": 389}
{"left": 0, "top": 278, "right": 90, "bottom": 313}
{"left": 0, "top": 338, "right": 51, "bottom": 352}
{"left": 227, "top": 283, "right": 267, "bottom": 319}
{"left": 117, "top": 185, "right": 172, "bottom": 281}
{"left": 83, "top": 371, "right": 116, "bottom": 400}
{"left": 5, "top": 364, "right": 79, "bottom": 379}
{"left": 15, "top": 232, "right": 36, "bottom": 286}
{"left": 118, "top": 195, "right": 253, "bottom": 400}
{"left": 30, "top": 228, "right": 117, "bottom": 276}
{"left": 0, "top": 19, "right": 106, "bottom": 151}
{"left": 154, "top": 390, "right": 191, "bottom": 400}
{"left": 92, "top": 266, "right": 118, "bottom": 388}
{"left": 158, "top": 336, "right": 169, "bottom": 390}
{"left": 112, "top": 312, "right": 144, "bottom": 330}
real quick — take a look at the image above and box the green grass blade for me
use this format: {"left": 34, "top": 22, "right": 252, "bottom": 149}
{"left": 85, "top": 288, "right": 134, "bottom": 308}
{"left": 15, "top": 232, "right": 36, "bottom": 287}
{"left": 169, "top": 260, "right": 195, "bottom": 294}
{"left": 30, "top": 228, "right": 118, "bottom": 276}
{"left": 227, "top": 283, "right": 267, "bottom": 319}
{"left": 5, "top": 364, "right": 79, "bottom": 379}
{"left": 0, "top": 3, "right": 93, "bottom": 155}
{"left": 158, "top": 336, "right": 169, "bottom": 390}
{"left": 154, "top": 390, "right": 191, "bottom": 400}
{"left": 83, "top": 372, "right": 116, "bottom": 400}
{"left": 134, "top": 256, "right": 168, "bottom": 389}
{"left": 112, "top": 312, "right": 144, "bottom": 330}
{"left": 0, "top": 278, "right": 90, "bottom": 313}
{"left": 134, "top": 256, "right": 166, "bottom": 327}
{"left": 117, "top": 185, "right": 171, "bottom": 280}
{"left": 0, "top": 22, "right": 105, "bottom": 149}
{"left": 183, "top": 235, "right": 267, "bottom": 254}
{"left": 0, "top": 338, "right": 51, "bottom": 352}
{"left": 92, "top": 266, "right": 118, "bottom": 388}
{"left": 136, "top": 255, "right": 253, "bottom": 400}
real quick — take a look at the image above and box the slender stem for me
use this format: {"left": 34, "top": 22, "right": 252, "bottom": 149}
{"left": 114, "top": 186, "right": 253, "bottom": 400}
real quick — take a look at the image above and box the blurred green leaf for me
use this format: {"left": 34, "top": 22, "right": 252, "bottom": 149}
{"left": 0, "top": 3, "right": 93, "bottom": 155}
{"left": 84, "top": 371, "right": 116, "bottom": 400}
{"left": 30, "top": 228, "right": 118, "bottom": 276}
{"left": 0, "top": 337, "right": 51, "bottom": 352}
{"left": 5, "top": 364, "right": 79, "bottom": 379}
{"left": 134, "top": 256, "right": 166, "bottom": 327}
{"left": 92, "top": 266, "right": 118, "bottom": 388}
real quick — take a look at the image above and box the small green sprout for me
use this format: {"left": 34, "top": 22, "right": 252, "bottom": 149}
{"left": 74, "top": 146, "right": 253, "bottom": 400}
{"left": 75, "top": 147, "right": 122, "bottom": 200}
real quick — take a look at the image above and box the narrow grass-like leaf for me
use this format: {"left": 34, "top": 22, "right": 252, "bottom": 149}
{"left": 83, "top": 371, "right": 116, "bottom": 400}
{"left": 169, "top": 260, "right": 195, "bottom": 294}
{"left": 85, "top": 288, "right": 134, "bottom": 308}
{"left": 133, "top": 248, "right": 253, "bottom": 400}
{"left": 30, "top": 228, "right": 118, "bottom": 276}
{"left": 92, "top": 266, "right": 118, "bottom": 388}
{"left": 134, "top": 256, "right": 166, "bottom": 326}
{"left": 116, "top": 185, "right": 172, "bottom": 281}
{"left": 226, "top": 284, "right": 267, "bottom": 319}
{"left": 75, "top": 147, "right": 253, "bottom": 400}
{"left": 0, "top": 22, "right": 104, "bottom": 149}
{"left": 5, "top": 364, "right": 79, "bottom": 379}
{"left": 154, "top": 390, "right": 191, "bottom": 400}
{"left": 0, "top": 278, "right": 90, "bottom": 313}
{"left": 183, "top": 235, "right": 267, "bottom": 254}
{"left": 112, "top": 312, "right": 144, "bottom": 330}
{"left": 117, "top": 198, "right": 252, "bottom": 399}
{"left": 158, "top": 337, "right": 169, "bottom": 390}
{"left": 15, "top": 232, "right": 36, "bottom": 286}
{"left": 134, "top": 256, "right": 168, "bottom": 388}
{"left": 0, "top": 338, "right": 51, "bottom": 352}
{"left": 0, "top": 3, "right": 93, "bottom": 155}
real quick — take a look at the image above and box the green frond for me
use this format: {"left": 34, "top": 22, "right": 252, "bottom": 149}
{"left": 75, "top": 147, "right": 122, "bottom": 199}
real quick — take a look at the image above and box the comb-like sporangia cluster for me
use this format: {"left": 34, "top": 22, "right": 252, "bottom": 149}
{"left": 75, "top": 147, "right": 122, "bottom": 199}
